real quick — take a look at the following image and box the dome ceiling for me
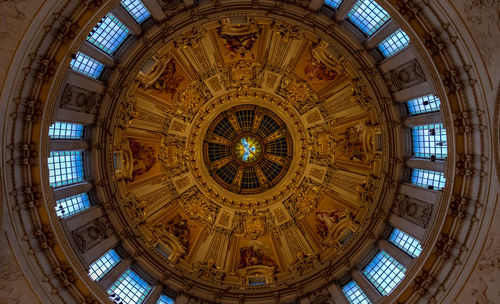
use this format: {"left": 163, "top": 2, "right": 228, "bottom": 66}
{"left": 111, "top": 16, "right": 385, "bottom": 285}
{"left": 3, "top": 0, "right": 497, "bottom": 303}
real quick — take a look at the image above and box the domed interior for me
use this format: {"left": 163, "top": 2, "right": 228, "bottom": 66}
{"left": 0, "top": 0, "right": 498, "bottom": 304}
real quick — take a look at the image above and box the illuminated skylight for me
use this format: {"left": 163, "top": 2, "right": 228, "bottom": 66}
{"left": 406, "top": 95, "right": 441, "bottom": 116}
{"left": 363, "top": 251, "right": 406, "bottom": 296}
{"left": 55, "top": 193, "right": 90, "bottom": 218}
{"left": 88, "top": 249, "right": 121, "bottom": 281}
{"left": 410, "top": 168, "right": 446, "bottom": 190}
{"left": 49, "top": 121, "right": 84, "bottom": 139}
{"left": 121, "top": 0, "right": 151, "bottom": 23}
{"left": 347, "top": 0, "right": 391, "bottom": 36}
{"left": 87, "top": 13, "right": 130, "bottom": 55}
{"left": 70, "top": 52, "right": 105, "bottom": 79}
{"left": 48, "top": 151, "right": 84, "bottom": 187}
{"left": 378, "top": 29, "right": 410, "bottom": 57}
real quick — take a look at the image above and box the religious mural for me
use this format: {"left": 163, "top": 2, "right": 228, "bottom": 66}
{"left": 128, "top": 138, "right": 161, "bottom": 182}
{"left": 215, "top": 20, "right": 262, "bottom": 63}
{"left": 165, "top": 214, "right": 191, "bottom": 252}
{"left": 237, "top": 240, "right": 278, "bottom": 269}
{"left": 293, "top": 44, "right": 342, "bottom": 93}
{"left": 315, "top": 209, "right": 350, "bottom": 240}
{"left": 141, "top": 58, "right": 192, "bottom": 103}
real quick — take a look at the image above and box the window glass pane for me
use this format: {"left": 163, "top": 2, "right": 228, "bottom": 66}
{"left": 88, "top": 249, "right": 121, "bottom": 281}
{"left": 55, "top": 193, "right": 90, "bottom": 218}
{"left": 107, "top": 269, "right": 151, "bottom": 304}
{"left": 70, "top": 52, "right": 105, "bottom": 79}
{"left": 406, "top": 95, "right": 441, "bottom": 116}
{"left": 389, "top": 228, "right": 423, "bottom": 258}
{"left": 48, "top": 151, "right": 84, "bottom": 187}
{"left": 378, "top": 29, "right": 410, "bottom": 57}
{"left": 121, "top": 0, "right": 151, "bottom": 23}
{"left": 325, "top": 0, "right": 343, "bottom": 10}
{"left": 157, "top": 294, "right": 175, "bottom": 304}
{"left": 363, "top": 251, "right": 406, "bottom": 296}
{"left": 411, "top": 124, "right": 447, "bottom": 159}
{"left": 410, "top": 168, "right": 446, "bottom": 190}
{"left": 347, "top": 0, "right": 390, "bottom": 36}
{"left": 49, "top": 122, "right": 84, "bottom": 139}
{"left": 87, "top": 13, "right": 130, "bottom": 55}
{"left": 342, "top": 280, "right": 372, "bottom": 304}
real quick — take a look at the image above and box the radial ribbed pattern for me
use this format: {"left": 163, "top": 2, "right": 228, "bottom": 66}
{"left": 203, "top": 105, "right": 292, "bottom": 194}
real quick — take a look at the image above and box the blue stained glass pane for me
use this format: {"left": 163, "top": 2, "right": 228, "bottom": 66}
{"left": 55, "top": 193, "right": 90, "bottom": 218}
{"left": 49, "top": 121, "right": 84, "bottom": 139}
{"left": 70, "top": 52, "right": 105, "bottom": 79}
{"left": 363, "top": 251, "right": 406, "bottom": 296}
{"left": 342, "top": 280, "right": 372, "bottom": 304}
{"left": 411, "top": 124, "right": 447, "bottom": 159}
{"left": 406, "top": 95, "right": 441, "bottom": 116}
{"left": 410, "top": 168, "right": 446, "bottom": 190}
{"left": 325, "top": 0, "right": 343, "bottom": 10}
{"left": 48, "top": 151, "right": 85, "bottom": 187}
{"left": 121, "top": 0, "right": 151, "bottom": 23}
{"left": 157, "top": 294, "right": 175, "bottom": 304}
{"left": 347, "top": 0, "right": 390, "bottom": 36}
{"left": 389, "top": 228, "right": 423, "bottom": 258}
{"left": 87, "top": 13, "right": 130, "bottom": 55}
{"left": 378, "top": 29, "right": 410, "bottom": 57}
{"left": 88, "top": 249, "right": 121, "bottom": 281}
{"left": 108, "top": 269, "right": 152, "bottom": 304}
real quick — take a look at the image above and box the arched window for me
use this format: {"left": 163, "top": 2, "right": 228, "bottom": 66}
{"left": 362, "top": 251, "right": 406, "bottom": 296}
{"left": 88, "top": 249, "right": 122, "bottom": 281}
{"left": 378, "top": 29, "right": 410, "bottom": 58}
{"left": 55, "top": 193, "right": 90, "bottom": 218}
{"left": 49, "top": 121, "right": 84, "bottom": 140}
{"left": 410, "top": 168, "right": 446, "bottom": 190}
{"left": 411, "top": 124, "right": 447, "bottom": 160}
{"left": 87, "top": 13, "right": 130, "bottom": 55}
{"left": 157, "top": 294, "right": 175, "bottom": 304}
{"left": 388, "top": 228, "right": 422, "bottom": 258}
{"left": 70, "top": 52, "right": 105, "bottom": 79}
{"left": 325, "top": 0, "right": 343, "bottom": 10}
{"left": 406, "top": 95, "right": 441, "bottom": 116}
{"left": 121, "top": 0, "right": 151, "bottom": 23}
{"left": 48, "top": 151, "right": 84, "bottom": 187}
{"left": 342, "top": 280, "right": 371, "bottom": 304}
{"left": 347, "top": 0, "right": 390, "bottom": 36}
{"left": 107, "top": 269, "right": 152, "bottom": 304}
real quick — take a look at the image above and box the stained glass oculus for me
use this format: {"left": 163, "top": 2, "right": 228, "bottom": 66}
{"left": 204, "top": 105, "right": 292, "bottom": 194}
{"left": 235, "top": 137, "right": 262, "bottom": 162}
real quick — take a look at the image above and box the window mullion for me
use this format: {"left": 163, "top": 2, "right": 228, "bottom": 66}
{"left": 352, "top": 270, "right": 382, "bottom": 302}
{"left": 111, "top": 4, "right": 142, "bottom": 36}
